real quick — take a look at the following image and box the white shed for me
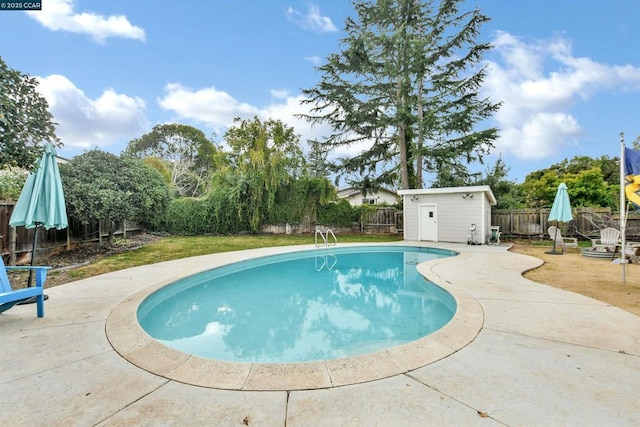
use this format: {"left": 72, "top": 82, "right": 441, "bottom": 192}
{"left": 398, "top": 186, "right": 497, "bottom": 244}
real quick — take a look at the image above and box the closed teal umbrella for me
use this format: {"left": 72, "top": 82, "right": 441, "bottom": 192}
{"left": 9, "top": 143, "right": 67, "bottom": 287}
{"left": 547, "top": 183, "right": 573, "bottom": 254}
{"left": 10, "top": 143, "right": 68, "bottom": 231}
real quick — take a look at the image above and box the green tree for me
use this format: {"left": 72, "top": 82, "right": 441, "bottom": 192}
{"left": 547, "top": 155, "right": 618, "bottom": 186}
{"left": 521, "top": 166, "right": 614, "bottom": 209}
{"left": 0, "top": 168, "right": 28, "bottom": 200}
{"left": 220, "top": 117, "right": 305, "bottom": 231}
{"left": 300, "top": 0, "right": 499, "bottom": 190}
{"left": 520, "top": 171, "right": 561, "bottom": 208}
{"left": 432, "top": 165, "right": 479, "bottom": 188}
{"left": 124, "top": 123, "right": 222, "bottom": 197}
{"left": 565, "top": 168, "right": 616, "bottom": 208}
{"left": 60, "top": 150, "right": 172, "bottom": 244}
{"left": 307, "top": 139, "right": 330, "bottom": 179}
{"left": 0, "top": 56, "right": 60, "bottom": 170}
{"left": 473, "top": 156, "right": 522, "bottom": 209}
{"left": 268, "top": 176, "right": 337, "bottom": 226}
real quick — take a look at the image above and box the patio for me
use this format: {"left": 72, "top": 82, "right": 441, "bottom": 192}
{"left": 1, "top": 242, "right": 639, "bottom": 426}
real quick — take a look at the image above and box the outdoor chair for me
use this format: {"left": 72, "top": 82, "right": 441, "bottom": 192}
{"left": 547, "top": 226, "right": 579, "bottom": 253}
{"left": 590, "top": 227, "right": 621, "bottom": 252}
{"left": 621, "top": 245, "right": 640, "bottom": 263}
{"left": 0, "top": 257, "right": 50, "bottom": 317}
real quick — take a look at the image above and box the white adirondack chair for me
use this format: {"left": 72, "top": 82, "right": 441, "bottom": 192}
{"left": 590, "top": 227, "right": 620, "bottom": 252}
{"left": 548, "top": 226, "right": 579, "bottom": 253}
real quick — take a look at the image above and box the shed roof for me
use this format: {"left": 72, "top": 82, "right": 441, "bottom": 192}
{"left": 397, "top": 186, "right": 497, "bottom": 206}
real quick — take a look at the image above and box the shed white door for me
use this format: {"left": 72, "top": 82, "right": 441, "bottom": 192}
{"left": 419, "top": 204, "right": 438, "bottom": 241}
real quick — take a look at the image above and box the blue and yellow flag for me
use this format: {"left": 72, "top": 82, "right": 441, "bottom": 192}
{"left": 624, "top": 147, "right": 640, "bottom": 207}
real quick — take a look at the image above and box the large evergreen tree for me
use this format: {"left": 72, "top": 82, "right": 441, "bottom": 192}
{"left": 473, "top": 156, "right": 522, "bottom": 209}
{"left": 307, "top": 139, "right": 331, "bottom": 179}
{"left": 301, "top": 0, "right": 499, "bottom": 189}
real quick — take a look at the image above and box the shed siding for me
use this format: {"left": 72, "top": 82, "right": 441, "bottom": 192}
{"left": 400, "top": 186, "right": 495, "bottom": 244}
{"left": 442, "top": 194, "right": 481, "bottom": 243}
{"left": 484, "top": 198, "right": 492, "bottom": 241}
{"left": 403, "top": 198, "right": 419, "bottom": 240}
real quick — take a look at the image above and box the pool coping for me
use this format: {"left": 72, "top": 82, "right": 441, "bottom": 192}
{"left": 105, "top": 243, "right": 484, "bottom": 391}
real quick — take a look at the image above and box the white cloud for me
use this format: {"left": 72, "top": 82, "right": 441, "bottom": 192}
{"left": 157, "top": 82, "right": 377, "bottom": 164}
{"left": 286, "top": 3, "right": 337, "bottom": 33}
{"left": 270, "top": 89, "right": 290, "bottom": 99}
{"left": 26, "top": 0, "right": 145, "bottom": 43}
{"left": 500, "top": 113, "right": 581, "bottom": 160}
{"left": 305, "top": 55, "right": 323, "bottom": 66}
{"left": 484, "top": 31, "right": 640, "bottom": 160}
{"left": 37, "top": 74, "right": 148, "bottom": 150}
{"left": 263, "top": 94, "right": 331, "bottom": 141}
{"left": 158, "top": 83, "right": 261, "bottom": 131}
{"left": 157, "top": 82, "right": 349, "bottom": 155}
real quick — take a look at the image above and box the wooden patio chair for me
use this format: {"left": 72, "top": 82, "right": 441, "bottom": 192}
{"left": 0, "top": 257, "right": 50, "bottom": 317}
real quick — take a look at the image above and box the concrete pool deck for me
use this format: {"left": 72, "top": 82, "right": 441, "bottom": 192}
{"left": 1, "top": 242, "right": 639, "bottom": 425}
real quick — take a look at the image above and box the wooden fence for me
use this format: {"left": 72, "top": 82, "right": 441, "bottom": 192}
{"left": 6, "top": 201, "right": 637, "bottom": 264}
{"left": 1, "top": 201, "right": 141, "bottom": 265}
{"left": 2, "top": 202, "right": 401, "bottom": 264}
{"left": 260, "top": 208, "right": 403, "bottom": 235}
{"left": 361, "top": 208, "right": 400, "bottom": 234}
{"left": 491, "top": 208, "right": 640, "bottom": 241}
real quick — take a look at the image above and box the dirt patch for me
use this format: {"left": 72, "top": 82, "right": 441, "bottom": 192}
{"left": 7, "top": 232, "right": 164, "bottom": 289}
{"left": 510, "top": 243, "right": 640, "bottom": 317}
{"left": 47, "top": 232, "right": 163, "bottom": 268}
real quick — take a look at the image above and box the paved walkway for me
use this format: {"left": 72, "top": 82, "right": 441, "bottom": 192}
{"left": 1, "top": 243, "right": 639, "bottom": 426}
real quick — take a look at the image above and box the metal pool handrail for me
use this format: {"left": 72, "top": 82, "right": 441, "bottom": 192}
{"left": 315, "top": 229, "right": 337, "bottom": 248}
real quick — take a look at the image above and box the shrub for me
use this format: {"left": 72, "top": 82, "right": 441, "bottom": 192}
{"left": 0, "top": 168, "right": 28, "bottom": 200}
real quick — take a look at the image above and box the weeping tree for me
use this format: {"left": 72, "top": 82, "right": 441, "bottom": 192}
{"left": 217, "top": 117, "right": 306, "bottom": 231}
{"left": 300, "top": 0, "right": 499, "bottom": 189}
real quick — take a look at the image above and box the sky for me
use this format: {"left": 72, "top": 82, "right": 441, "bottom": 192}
{"left": 2, "top": 0, "right": 640, "bottom": 184}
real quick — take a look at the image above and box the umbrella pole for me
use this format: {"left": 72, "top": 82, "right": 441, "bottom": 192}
{"left": 545, "top": 221, "right": 563, "bottom": 255}
{"left": 27, "top": 224, "right": 39, "bottom": 287}
{"left": 18, "top": 223, "right": 49, "bottom": 305}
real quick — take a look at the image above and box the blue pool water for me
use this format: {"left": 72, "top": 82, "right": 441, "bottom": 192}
{"left": 137, "top": 246, "right": 457, "bottom": 363}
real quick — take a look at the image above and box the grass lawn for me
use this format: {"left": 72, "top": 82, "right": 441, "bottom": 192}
{"left": 66, "top": 234, "right": 403, "bottom": 281}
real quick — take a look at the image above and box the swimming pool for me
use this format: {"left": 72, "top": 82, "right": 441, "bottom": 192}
{"left": 137, "top": 246, "right": 457, "bottom": 363}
